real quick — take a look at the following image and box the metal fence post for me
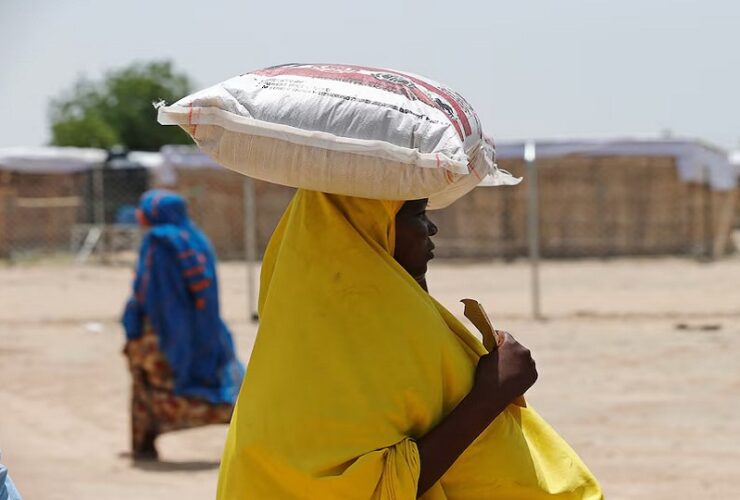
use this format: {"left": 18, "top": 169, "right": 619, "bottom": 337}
{"left": 243, "top": 176, "right": 259, "bottom": 322}
{"left": 525, "top": 141, "right": 543, "bottom": 320}
{"left": 94, "top": 161, "right": 107, "bottom": 262}
{"left": 1, "top": 186, "right": 13, "bottom": 264}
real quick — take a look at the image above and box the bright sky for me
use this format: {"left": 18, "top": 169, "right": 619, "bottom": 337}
{"left": 1, "top": 0, "right": 738, "bottom": 150}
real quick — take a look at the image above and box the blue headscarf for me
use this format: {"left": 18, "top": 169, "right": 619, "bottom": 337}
{"left": 122, "top": 189, "right": 244, "bottom": 404}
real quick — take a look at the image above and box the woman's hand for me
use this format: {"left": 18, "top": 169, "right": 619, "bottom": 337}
{"left": 470, "top": 331, "right": 538, "bottom": 417}
{"left": 415, "top": 332, "right": 538, "bottom": 496}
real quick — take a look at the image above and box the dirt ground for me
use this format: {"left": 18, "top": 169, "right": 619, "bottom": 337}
{"left": 1, "top": 256, "right": 739, "bottom": 499}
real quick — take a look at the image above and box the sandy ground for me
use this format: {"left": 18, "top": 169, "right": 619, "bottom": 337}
{"left": 1, "top": 256, "right": 739, "bottom": 499}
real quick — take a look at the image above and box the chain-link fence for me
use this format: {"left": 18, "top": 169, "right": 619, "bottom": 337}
{"left": 1, "top": 142, "right": 737, "bottom": 291}
{"left": 0, "top": 148, "right": 289, "bottom": 266}
{"left": 433, "top": 150, "right": 737, "bottom": 261}
{"left": 0, "top": 150, "right": 149, "bottom": 265}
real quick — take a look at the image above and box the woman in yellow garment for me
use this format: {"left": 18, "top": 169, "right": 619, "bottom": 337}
{"left": 217, "top": 190, "right": 603, "bottom": 499}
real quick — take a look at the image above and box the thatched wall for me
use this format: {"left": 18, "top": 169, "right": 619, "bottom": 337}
{"left": 706, "top": 187, "right": 737, "bottom": 257}
{"left": 434, "top": 155, "right": 735, "bottom": 259}
{"left": 157, "top": 168, "right": 294, "bottom": 259}
{"left": 0, "top": 170, "right": 86, "bottom": 256}
{"left": 159, "top": 153, "right": 735, "bottom": 261}
{"left": 1, "top": 143, "right": 734, "bottom": 260}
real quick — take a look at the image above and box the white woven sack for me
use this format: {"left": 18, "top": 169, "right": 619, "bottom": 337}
{"left": 157, "top": 63, "right": 520, "bottom": 209}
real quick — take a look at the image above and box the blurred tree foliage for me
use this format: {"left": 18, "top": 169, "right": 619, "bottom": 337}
{"left": 49, "top": 61, "right": 193, "bottom": 151}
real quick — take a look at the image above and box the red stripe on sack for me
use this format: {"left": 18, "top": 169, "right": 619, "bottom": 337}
{"left": 188, "top": 104, "right": 198, "bottom": 136}
{"left": 195, "top": 298, "right": 206, "bottom": 310}
{"left": 189, "top": 279, "right": 211, "bottom": 292}
{"left": 252, "top": 64, "right": 470, "bottom": 139}
{"left": 346, "top": 64, "right": 473, "bottom": 138}
{"left": 332, "top": 63, "right": 472, "bottom": 138}
{"left": 183, "top": 265, "right": 205, "bottom": 278}
{"left": 444, "top": 168, "right": 454, "bottom": 185}
{"left": 255, "top": 66, "right": 436, "bottom": 110}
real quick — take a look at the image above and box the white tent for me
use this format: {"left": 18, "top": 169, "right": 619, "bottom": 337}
{"left": 495, "top": 139, "right": 735, "bottom": 191}
{"left": 0, "top": 147, "right": 106, "bottom": 173}
{"left": 0, "top": 146, "right": 164, "bottom": 174}
{"left": 730, "top": 150, "right": 740, "bottom": 179}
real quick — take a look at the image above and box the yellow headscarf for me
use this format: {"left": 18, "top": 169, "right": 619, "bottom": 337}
{"left": 217, "top": 190, "right": 603, "bottom": 499}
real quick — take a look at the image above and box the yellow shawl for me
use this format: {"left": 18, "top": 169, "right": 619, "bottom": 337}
{"left": 217, "top": 190, "right": 603, "bottom": 499}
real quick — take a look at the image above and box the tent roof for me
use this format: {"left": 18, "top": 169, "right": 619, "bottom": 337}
{"left": 494, "top": 139, "right": 736, "bottom": 190}
{"left": 0, "top": 147, "right": 107, "bottom": 173}
{"left": 0, "top": 147, "right": 166, "bottom": 174}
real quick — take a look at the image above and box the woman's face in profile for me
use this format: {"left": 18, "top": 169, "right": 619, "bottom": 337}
{"left": 394, "top": 199, "right": 438, "bottom": 281}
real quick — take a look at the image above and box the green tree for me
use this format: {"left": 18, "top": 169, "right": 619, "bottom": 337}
{"left": 49, "top": 60, "right": 193, "bottom": 151}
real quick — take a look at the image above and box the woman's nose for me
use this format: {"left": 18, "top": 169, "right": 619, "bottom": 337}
{"left": 427, "top": 220, "right": 438, "bottom": 236}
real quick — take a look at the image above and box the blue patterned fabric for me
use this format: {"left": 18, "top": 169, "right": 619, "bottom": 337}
{"left": 0, "top": 462, "right": 21, "bottom": 500}
{"left": 122, "top": 190, "right": 244, "bottom": 404}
